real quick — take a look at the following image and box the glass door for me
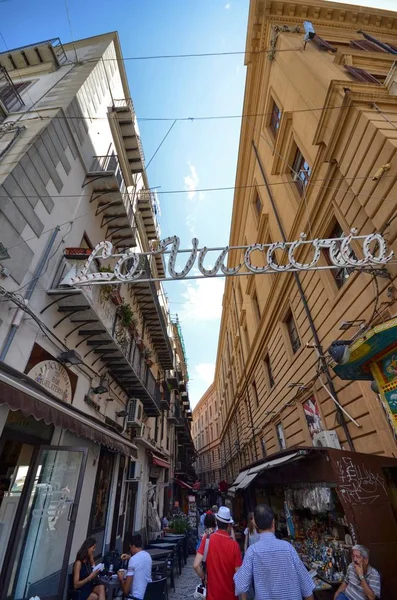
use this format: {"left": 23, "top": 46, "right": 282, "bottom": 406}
{"left": 8, "top": 446, "right": 87, "bottom": 600}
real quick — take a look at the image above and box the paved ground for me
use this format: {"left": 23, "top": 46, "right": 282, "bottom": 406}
{"left": 169, "top": 556, "right": 197, "bottom": 600}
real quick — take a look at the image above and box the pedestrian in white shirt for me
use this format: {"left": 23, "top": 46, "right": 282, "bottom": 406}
{"left": 118, "top": 535, "right": 152, "bottom": 600}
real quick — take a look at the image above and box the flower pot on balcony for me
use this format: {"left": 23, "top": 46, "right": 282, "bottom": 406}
{"left": 145, "top": 358, "right": 153, "bottom": 366}
{"left": 136, "top": 338, "right": 145, "bottom": 350}
{"left": 64, "top": 247, "right": 92, "bottom": 258}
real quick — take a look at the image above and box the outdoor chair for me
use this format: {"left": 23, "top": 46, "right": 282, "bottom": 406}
{"left": 143, "top": 577, "right": 168, "bottom": 600}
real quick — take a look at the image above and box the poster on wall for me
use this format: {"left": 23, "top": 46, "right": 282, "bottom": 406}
{"left": 303, "top": 396, "right": 324, "bottom": 440}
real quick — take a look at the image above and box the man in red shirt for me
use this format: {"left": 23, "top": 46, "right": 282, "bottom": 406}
{"left": 194, "top": 506, "right": 242, "bottom": 600}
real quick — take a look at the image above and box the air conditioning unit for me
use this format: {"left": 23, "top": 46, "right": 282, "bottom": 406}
{"left": 127, "top": 398, "right": 143, "bottom": 427}
{"left": 131, "top": 423, "right": 146, "bottom": 438}
{"left": 313, "top": 430, "right": 341, "bottom": 449}
{"left": 125, "top": 460, "right": 142, "bottom": 481}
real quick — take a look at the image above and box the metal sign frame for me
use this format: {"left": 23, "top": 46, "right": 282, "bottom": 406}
{"left": 66, "top": 230, "right": 393, "bottom": 286}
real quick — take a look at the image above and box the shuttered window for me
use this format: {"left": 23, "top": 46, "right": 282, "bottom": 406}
{"left": 344, "top": 65, "right": 381, "bottom": 84}
{"left": 350, "top": 39, "right": 386, "bottom": 52}
{"left": 313, "top": 35, "right": 337, "bottom": 52}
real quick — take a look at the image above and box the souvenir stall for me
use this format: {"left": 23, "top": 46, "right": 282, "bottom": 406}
{"left": 229, "top": 447, "right": 397, "bottom": 599}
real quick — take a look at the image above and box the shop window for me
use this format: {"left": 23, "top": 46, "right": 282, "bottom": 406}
{"left": 286, "top": 310, "right": 301, "bottom": 354}
{"left": 264, "top": 355, "right": 275, "bottom": 389}
{"left": 270, "top": 101, "right": 281, "bottom": 135}
{"left": 276, "top": 423, "right": 286, "bottom": 450}
{"left": 251, "top": 379, "right": 260, "bottom": 407}
{"left": 344, "top": 65, "right": 381, "bottom": 84}
{"left": 290, "top": 145, "right": 311, "bottom": 196}
{"left": 327, "top": 222, "right": 355, "bottom": 289}
{"left": 254, "top": 191, "right": 262, "bottom": 218}
{"left": 88, "top": 449, "right": 114, "bottom": 534}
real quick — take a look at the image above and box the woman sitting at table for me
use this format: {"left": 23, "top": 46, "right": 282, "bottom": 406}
{"left": 73, "top": 537, "right": 105, "bottom": 600}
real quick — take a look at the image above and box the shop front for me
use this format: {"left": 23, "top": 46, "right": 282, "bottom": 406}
{"left": 228, "top": 447, "right": 397, "bottom": 599}
{"left": 0, "top": 361, "right": 137, "bottom": 600}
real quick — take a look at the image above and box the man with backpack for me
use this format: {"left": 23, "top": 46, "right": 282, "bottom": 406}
{"left": 193, "top": 506, "right": 242, "bottom": 600}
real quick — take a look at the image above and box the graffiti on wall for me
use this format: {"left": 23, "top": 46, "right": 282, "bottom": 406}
{"left": 336, "top": 456, "right": 387, "bottom": 505}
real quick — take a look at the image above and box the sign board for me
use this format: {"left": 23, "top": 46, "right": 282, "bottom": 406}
{"left": 64, "top": 231, "right": 393, "bottom": 286}
{"left": 27, "top": 360, "right": 72, "bottom": 403}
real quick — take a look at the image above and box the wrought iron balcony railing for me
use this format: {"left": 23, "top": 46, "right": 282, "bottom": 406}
{"left": 0, "top": 38, "right": 67, "bottom": 72}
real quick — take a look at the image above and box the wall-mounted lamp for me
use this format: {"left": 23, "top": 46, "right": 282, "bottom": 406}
{"left": 91, "top": 377, "right": 108, "bottom": 395}
{"left": 59, "top": 349, "right": 83, "bottom": 365}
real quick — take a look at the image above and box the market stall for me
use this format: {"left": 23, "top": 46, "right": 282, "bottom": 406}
{"left": 228, "top": 447, "right": 397, "bottom": 599}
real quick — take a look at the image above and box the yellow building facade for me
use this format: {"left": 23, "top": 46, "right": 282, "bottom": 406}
{"left": 215, "top": 0, "right": 397, "bottom": 484}
{"left": 192, "top": 384, "right": 222, "bottom": 488}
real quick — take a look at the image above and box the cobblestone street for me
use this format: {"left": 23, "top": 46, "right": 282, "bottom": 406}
{"left": 169, "top": 557, "right": 196, "bottom": 600}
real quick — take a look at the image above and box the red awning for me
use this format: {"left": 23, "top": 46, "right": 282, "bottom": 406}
{"left": 175, "top": 478, "right": 193, "bottom": 490}
{"left": 151, "top": 453, "right": 170, "bottom": 469}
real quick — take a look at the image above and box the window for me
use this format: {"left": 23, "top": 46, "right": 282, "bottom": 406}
{"left": 261, "top": 438, "right": 267, "bottom": 457}
{"left": 251, "top": 380, "right": 259, "bottom": 407}
{"left": 350, "top": 39, "right": 385, "bottom": 52}
{"left": 344, "top": 65, "right": 381, "bottom": 85}
{"left": 254, "top": 191, "right": 262, "bottom": 217}
{"left": 286, "top": 310, "right": 301, "bottom": 354}
{"left": 312, "top": 35, "right": 337, "bottom": 52}
{"left": 264, "top": 355, "right": 274, "bottom": 389}
{"left": 212, "top": 451, "right": 214, "bottom": 463}
{"left": 291, "top": 146, "right": 311, "bottom": 196}
{"left": 252, "top": 289, "right": 261, "bottom": 323}
{"left": 327, "top": 222, "right": 356, "bottom": 289}
{"left": 270, "top": 101, "right": 281, "bottom": 134}
{"left": 218, "top": 447, "right": 221, "bottom": 459}
{"left": 276, "top": 423, "right": 286, "bottom": 450}
{"left": 0, "top": 67, "right": 31, "bottom": 112}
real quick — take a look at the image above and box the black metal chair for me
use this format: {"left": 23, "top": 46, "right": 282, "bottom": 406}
{"left": 144, "top": 577, "right": 167, "bottom": 600}
{"left": 67, "top": 573, "right": 82, "bottom": 600}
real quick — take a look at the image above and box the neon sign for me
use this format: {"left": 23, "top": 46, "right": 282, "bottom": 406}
{"left": 67, "top": 230, "right": 393, "bottom": 285}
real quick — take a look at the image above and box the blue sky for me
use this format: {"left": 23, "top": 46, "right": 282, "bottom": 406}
{"left": 2, "top": 0, "right": 394, "bottom": 407}
{"left": 1, "top": 0, "right": 249, "bottom": 406}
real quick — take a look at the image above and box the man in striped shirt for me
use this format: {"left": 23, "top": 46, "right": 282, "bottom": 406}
{"left": 334, "top": 545, "right": 381, "bottom": 600}
{"left": 234, "top": 504, "right": 315, "bottom": 600}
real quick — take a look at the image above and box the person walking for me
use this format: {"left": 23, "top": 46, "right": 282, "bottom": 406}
{"left": 234, "top": 504, "right": 315, "bottom": 600}
{"left": 334, "top": 545, "right": 380, "bottom": 600}
{"left": 194, "top": 506, "right": 242, "bottom": 600}
{"left": 244, "top": 512, "right": 260, "bottom": 553}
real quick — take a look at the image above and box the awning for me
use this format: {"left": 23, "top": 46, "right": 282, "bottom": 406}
{"left": 0, "top": 362, "right": 138, "bottom": 458}
{"left": 175, "top": 478, "right": 193, "bottom": 490}
{"left": 251, "top": 451, "right": 307, "bottom": 475}
{"left": 235, "top": 472, "right": 258, "bottom": 490}
{"left": 229, "top": 451, "right": 307, "bottom": 491}
{"left": 151, "top": 452, "right": 170, "bottom": 469}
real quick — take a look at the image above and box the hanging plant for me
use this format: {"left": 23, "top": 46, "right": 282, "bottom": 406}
{"left": 118, "top": 302, "right": 136, "bottom": 328}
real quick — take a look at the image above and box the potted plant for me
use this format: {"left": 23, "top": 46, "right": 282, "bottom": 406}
{"left": 142, "top": 348, "right": 153, "bottom": 366}
{"left": 110, "top": 288, "right": 123, "bottom": 306}
{"left": 169, "top": 515, "right": 189, "bottom": 534}
{"left": 118, "top": 302, "right": 136, "bottom": 328}
{"left": 98, "top": 266, "right": 117, "bottom": 303}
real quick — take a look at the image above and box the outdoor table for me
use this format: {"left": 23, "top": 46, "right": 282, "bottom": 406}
{"left": 163, "top": 535, "right": 187, "bottom": 563}
{"left": 145, "top": 548, "right": 171, "bottom": 560}
{"left": 98, "top": 576, "right": 121, "bottom": 600}
{"left": 149, "top": 542, "right": 177, "bottom": 549}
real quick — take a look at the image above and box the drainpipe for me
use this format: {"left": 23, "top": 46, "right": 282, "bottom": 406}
{"left": 0, "top": 227, "right": 61, "bottom": 361}
{"left": 252, "top": 142, "right": 355, "bottom": 451}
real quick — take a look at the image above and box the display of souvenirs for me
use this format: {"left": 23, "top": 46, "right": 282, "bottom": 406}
{"left": 285, "top": 486, "right": 335, "bottom": 514}
{"left": 291, "top": 537, "right": 350, "bottom": 584}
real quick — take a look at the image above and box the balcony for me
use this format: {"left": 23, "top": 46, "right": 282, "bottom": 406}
{"left": 0, "top": 66, "right": 25, "bottom": 114}
{"left": 42, "top": 257, "right": 161, "bottom": 416}
{"left": 83, "top": 154, "right": 137, "bottom": 249}
{"left": 129, "top": 256, "right": 173, "bottom": 370}
{"left": 160, "top": 382, "right": 171, "bottom": 410}
{"left": 0, "top": 38, "right": 67, "bottom": 73}
{"left": 137, "top": 189, "right": 164, "bottom": 277}
{"left": 108, "top": 99, "right": 145, "bottom": 180}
